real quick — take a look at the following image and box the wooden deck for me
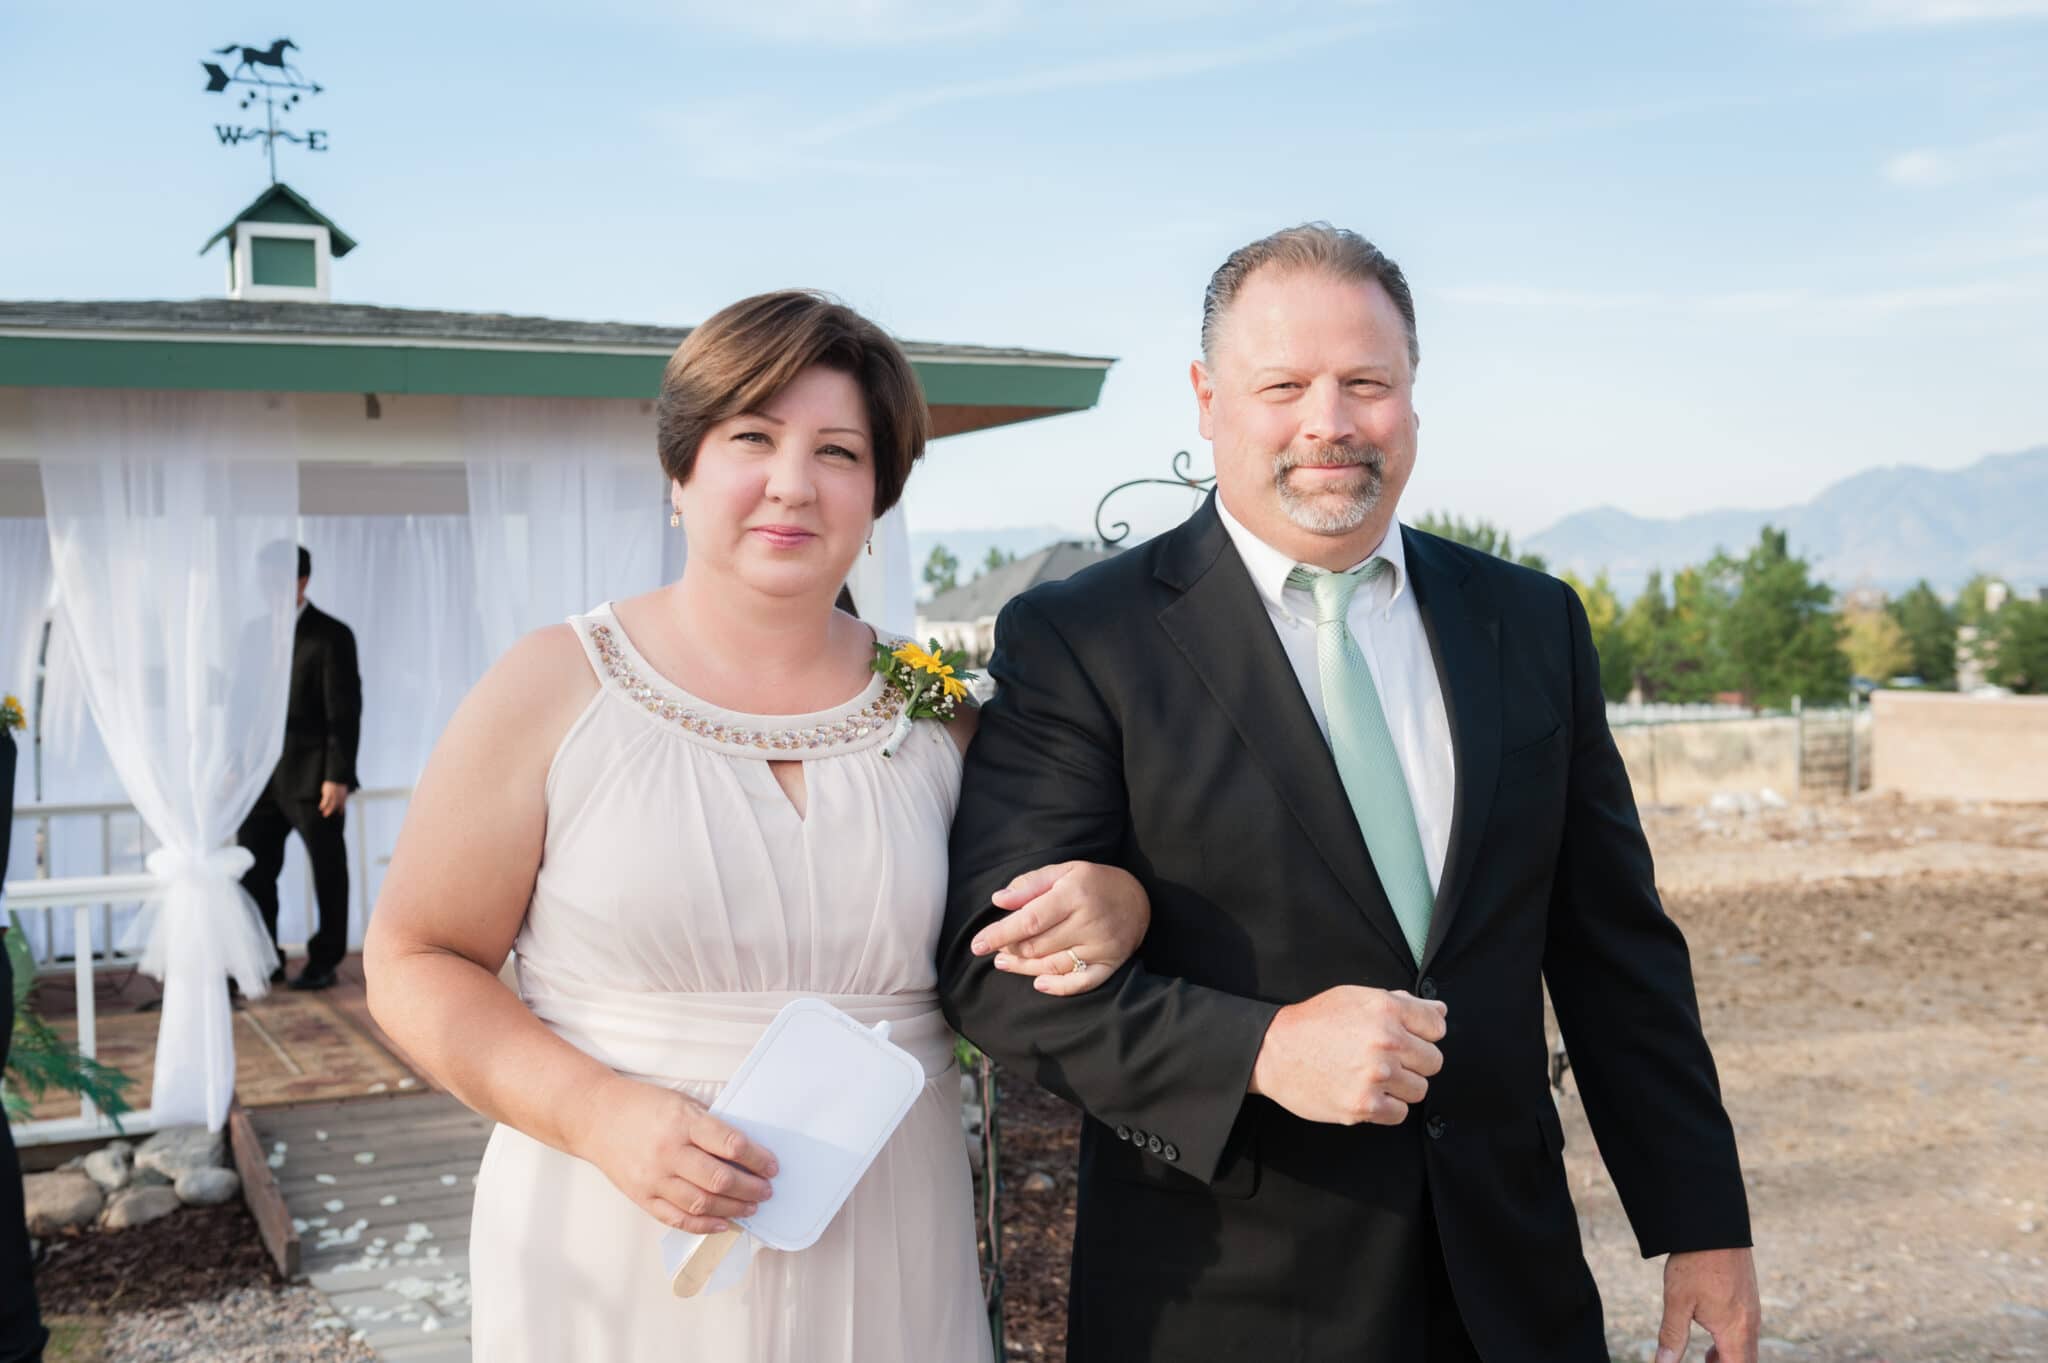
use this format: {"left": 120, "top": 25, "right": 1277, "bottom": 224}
{"left": 250, "top": 1091, "right": 490, "bottom": 1362}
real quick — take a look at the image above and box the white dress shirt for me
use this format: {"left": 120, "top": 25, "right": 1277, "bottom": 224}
{"left": 1215, "top": 496, "right": 1457, "bottom": 896}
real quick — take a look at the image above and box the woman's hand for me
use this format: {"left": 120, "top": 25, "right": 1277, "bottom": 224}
{"left": 573, "top": 1075, "right": 779, "bottom": 1234}
{"left": 968, "top": 861, "right": 1150, "bottom": 997}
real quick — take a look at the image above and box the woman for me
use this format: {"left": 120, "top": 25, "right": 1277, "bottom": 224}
{"left": 364, "top": 291, "right": 1145, "bottom": 1361}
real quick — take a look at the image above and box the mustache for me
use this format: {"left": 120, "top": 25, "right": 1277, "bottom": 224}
{"left": 1273, "top": 443, "right": 1385, "bottom": 477}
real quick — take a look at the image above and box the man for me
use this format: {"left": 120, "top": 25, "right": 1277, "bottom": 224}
{"left": 941, "top": 225, "right": 1758, "bottom": 1362}
{"left": 239, "top": 545, "right": 361, "bottom": 992}
{"left": 1, "top": 721, "right": 51, "bottom": 1363}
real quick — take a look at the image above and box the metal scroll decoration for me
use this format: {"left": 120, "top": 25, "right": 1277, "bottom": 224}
{"left": 200, "top": 38, "right": 329, "bottom": 183}
{"left": 1092, "top": 450, "right": 1217, "bottom": 547}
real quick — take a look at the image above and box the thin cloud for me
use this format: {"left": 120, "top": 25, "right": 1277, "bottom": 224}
{"left": 659, "top": 19, "right": 1384, "bottom": 180}
{"left": 1882, "top": 127, "right": 2048, "bottom": 187}
{"left": 1784, "top": 0, "right": 2048, "bottom": 27}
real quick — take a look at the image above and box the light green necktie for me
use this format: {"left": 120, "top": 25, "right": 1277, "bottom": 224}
{"left": 1287, "top": 562, "right": 1434, "bottom": 964}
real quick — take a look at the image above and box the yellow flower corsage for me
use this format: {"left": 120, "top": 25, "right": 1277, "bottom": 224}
{"left": 0, "top": 693, "right": 24, "bottom": 733}
{"left": 873, "top": 639, "right": 978, "bottom": 757}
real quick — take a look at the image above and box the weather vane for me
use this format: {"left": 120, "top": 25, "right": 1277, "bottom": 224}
{"left": 200, "top": 38, "right": 328, "bottom": 184}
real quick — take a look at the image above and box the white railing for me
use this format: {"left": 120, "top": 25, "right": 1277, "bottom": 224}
{"left": 5, "top": 872, "right": 168, "bottom": 1146}
{"left": 3, "top": 787, "right": 412, "bottom": 1147}
{"left": 7, "top": 787, "right": 412, "bottom": 977}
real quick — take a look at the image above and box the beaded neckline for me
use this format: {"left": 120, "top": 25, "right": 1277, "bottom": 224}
{"left": 581, "top": 606, "right": 906, "bottom": 759}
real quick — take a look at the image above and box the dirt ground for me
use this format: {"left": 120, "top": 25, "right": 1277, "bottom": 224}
{"left": 997, "top": 794, "right": 2048, "bottom": 1362}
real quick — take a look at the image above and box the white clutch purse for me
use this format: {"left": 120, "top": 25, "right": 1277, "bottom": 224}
{"left": 660, "top": 997, "right": 928, "bottom": 1296}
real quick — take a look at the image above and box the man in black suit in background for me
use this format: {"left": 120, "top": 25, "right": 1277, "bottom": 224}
{"left": 941, "top": 225, "right": 1759, "bottom": 1362}
{"left": 238, "top": 546, "right": 361, "bottom": 992}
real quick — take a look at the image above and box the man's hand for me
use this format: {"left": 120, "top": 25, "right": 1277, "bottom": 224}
{"left": 968, "top": 861, "right": 1150, "bottom": 997}
{"left": 318, "top": 781, "right": 350, "bottom": 818}
{"left": 1248, "top": 985, "right": 1447, "bottom": 1125}
{"left": 1657, "top": 1247, "right": 1759, "bottom": 1363}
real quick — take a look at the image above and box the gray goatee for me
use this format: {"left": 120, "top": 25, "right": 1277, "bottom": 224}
{"left": 1272, "top": 443, "right": 1384, "bottom": 534}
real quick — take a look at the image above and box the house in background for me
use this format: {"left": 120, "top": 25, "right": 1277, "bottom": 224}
{"left": 917, "top": 540, "right": 1117, "bottom": 665}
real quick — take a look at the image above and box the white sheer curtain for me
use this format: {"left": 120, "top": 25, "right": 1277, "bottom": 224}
{"left": 35, "top": 388, "right": 298, "bottom": 1131}
{"left": 2, "top": 520, "right": 54, "bottom": 893}
{"left": 844, "top": 503, "right": 915, "bottom": 637}
{"left": 463, "top": 398, "right": 672, "bottom": 665}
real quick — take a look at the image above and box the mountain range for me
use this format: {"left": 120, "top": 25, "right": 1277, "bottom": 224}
{"left": 1525, "top": 447, "right": 2048, "bottom": 600}
{"left": 913, "top": 447, "right": 2048, "bottom": 605}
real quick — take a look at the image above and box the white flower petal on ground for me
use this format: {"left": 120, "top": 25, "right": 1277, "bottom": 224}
{"left": 315, "top": 1174, "right": 337, "bottom": 1185}
{"left": 354, "top": 1152, "right": 376, "bottom": 1165}
{"left": 323, "top": 1199, "right": 345, "bottom": 1213}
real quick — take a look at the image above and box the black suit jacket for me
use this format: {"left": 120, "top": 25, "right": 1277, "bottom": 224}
{"left": 271, "top": 603, "right": 362, "bottom": 800}
{"left": 939, "top": 497, "right": 1750, "bottom": 1362}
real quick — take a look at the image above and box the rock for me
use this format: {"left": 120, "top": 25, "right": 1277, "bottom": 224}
{"left": 102, "top": 1185, "right": 182, "bottom": 1230}
{"left": 176, "top": 1167, "right": 242, "bottom": 1206}
{"left": 1021, "top": 1171, "right": 1056, "bottom": 1194}
{"left": 1759, "top": 788, "right": 1789, "bottom": 809}
{"left": 132, "top": 1166, "right": 172, "bottom": 1188}
{"left": 83, "top": 1143, "right": 134, "bottom": 1192}
{"left": 23, "top": 1171, "right": 104, "bottom": 1235}
{"left": 134, "top": 1125, "right": 226, "bottom": 1181}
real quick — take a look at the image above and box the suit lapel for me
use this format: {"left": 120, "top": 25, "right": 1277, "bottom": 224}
{"left": 1155, "top": 498, "right": 1417, "bottom": 969}
{"left": 1404, "top": 528, "right": 1502, "bottom": 974}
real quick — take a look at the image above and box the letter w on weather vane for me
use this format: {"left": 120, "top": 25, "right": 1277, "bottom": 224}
{"left": 200, "top": 37, "right": 330, "bottom": 184}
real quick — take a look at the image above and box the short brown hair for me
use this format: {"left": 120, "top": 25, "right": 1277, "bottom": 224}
{"left": 656, "top": 290, "right": 929, "bottom": 516}
{"left": 1201, "top": 223, "right": 1419, "bottom": 370}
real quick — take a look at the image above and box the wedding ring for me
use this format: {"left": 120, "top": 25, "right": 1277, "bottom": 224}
{"left": 1066, "top": 950, "right": 1088, "bottom": 975}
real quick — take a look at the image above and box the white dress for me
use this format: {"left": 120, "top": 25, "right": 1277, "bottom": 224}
{"left": 468, "top": 603, "right": 993, "bottom": 1362}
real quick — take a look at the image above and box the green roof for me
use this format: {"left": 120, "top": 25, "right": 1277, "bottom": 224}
{"left": 0, "top": 300, "right": 1115, "bottom": 433}
{"left": 201, "top": 182, "right": 359, "bottom": 258}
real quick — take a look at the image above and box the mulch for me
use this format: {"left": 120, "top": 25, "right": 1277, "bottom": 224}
{"left": 33, "top": 1201, "right": 284, "bottom": 1316}
{"left": 992, "top": 1073, "right": 1081, "bottom": 1360}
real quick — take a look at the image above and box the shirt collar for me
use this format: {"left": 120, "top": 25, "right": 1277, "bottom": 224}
{"left": 1215, "top": 494, "right": 1409, "bottom": 621}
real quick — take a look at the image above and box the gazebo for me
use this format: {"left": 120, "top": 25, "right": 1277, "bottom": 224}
{"left": 0, "top": 183, "right": 1113, "bottom": 1144}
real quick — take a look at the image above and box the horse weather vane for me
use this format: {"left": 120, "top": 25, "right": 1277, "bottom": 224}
{"left": 200, "top": 38, "right": 328, "bottom": 184}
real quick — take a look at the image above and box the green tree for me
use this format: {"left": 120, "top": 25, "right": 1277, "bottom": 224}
{"left": 922, "top": 544, "right": 959, "bottom": 596}
{"left": 980, "top": 546, "right": 1014, "bottom": 577}
{"left": 1413, "top": 512, "right": 1548, "bottom": 573}
{"left": 1842, "top": 605, "right": 1913, "bottom": 683}
{"left": 1718, "top": 525, "right": 1847, "bottom": 707}
{"left": 1560, "top": 570, "right": 1634, "bottom": 701}
{"left": 1660, "top": 562, "right": 1735, "bottom": 702}
{"left": 1989, "top": 597, "right": 2048, "bottom": 693}
{"left": 1886, "top": 579, "right": 1958, "bottom": 686}
{"left": 1618, "top": 569, "right": 1676, "bottom": 700}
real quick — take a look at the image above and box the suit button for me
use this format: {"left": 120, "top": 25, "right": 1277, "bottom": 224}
{"left": 1426, "top": 1115, "right": 1447, "bottom": 1140}
{"left": 1147, "top": 1135, "right": 1163, "bottom": 1155}
{"left": 1114, "top": 1124, "right": 1131, "bottom": 1141}
{"left": 1130, "top": 1128, "right": 1147, "bottom": 1146}
{"left": 1162, "top": 1143, "right": 1179, "bottom": 1162}
{"left": 1418, "top": 977, "right": 1438, "bottom": 1000}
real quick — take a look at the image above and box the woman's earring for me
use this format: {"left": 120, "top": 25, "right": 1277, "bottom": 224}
{"left": 865, "top": 538, "right": 874, "bottom": 556}
{"left": 669, "top": 510, "right": 681, "bottom": 529}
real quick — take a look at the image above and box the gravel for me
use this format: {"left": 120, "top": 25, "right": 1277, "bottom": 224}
{"left": 100, "top": 1286, "right": 377, "bottom": 1363}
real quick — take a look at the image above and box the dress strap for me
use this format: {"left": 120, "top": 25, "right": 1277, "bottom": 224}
{"left": 564, "top": 605, "right": 616, "bottom": 681}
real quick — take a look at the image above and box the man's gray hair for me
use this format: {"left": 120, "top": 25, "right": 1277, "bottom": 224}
{"left": 1200, "top": 223, "right": 1420, "bottom": 370}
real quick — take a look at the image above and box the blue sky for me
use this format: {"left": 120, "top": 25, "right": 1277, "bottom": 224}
{"left": 3, "top": 0, "right": 2044, "bottom": 542}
